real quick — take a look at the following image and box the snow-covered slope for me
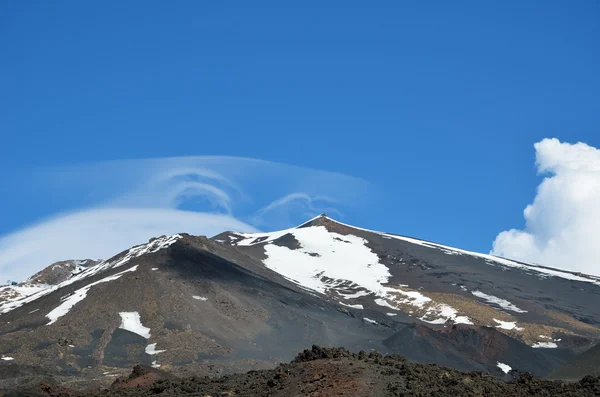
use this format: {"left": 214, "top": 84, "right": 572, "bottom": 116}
{"left": 217, "top": 215, "right": 600, "bottom": 349}
{"left": 0, "top": 235, "right": 180, "bottom": 315}
{"left": 234, "top": 215, "right": 600, "bottom": 286}
{"left": 0, "top": 259, "right": 100, "bottom": 305}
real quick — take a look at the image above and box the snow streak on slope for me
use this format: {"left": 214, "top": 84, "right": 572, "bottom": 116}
{"left": 234, "top": 215, "right": 323, "bottom": 247}
{"left": 0, "top": 235, "right": 181, "bottom": 315}
{"left": 471, "top": 291, "right": 527, "bottom": 313}
{"left": 0, "top": 284, "right": 47, "bottom": 303}
{"left": 493, "top": 319, "right": 524, "bottom": 331}
{"left": 324, "top": 217, "right": 600, "bottom": 286}
{"left": 46, "top": 266, "right": 139, "bottom": 325}
{"left": 532, "top": 341, "right": 558, "bottom": 348}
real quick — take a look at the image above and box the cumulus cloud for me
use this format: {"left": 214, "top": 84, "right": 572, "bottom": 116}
{"left": 0, "top": 156, "right": 371, "bottom": 282}
{"left": 492, "top": 138, "right": 600, "bottom": 275}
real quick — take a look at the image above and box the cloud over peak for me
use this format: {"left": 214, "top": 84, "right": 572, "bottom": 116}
{"left": 492, "top": 138, "right": 600, "bottom": 275}
{"left": 0, "top": 156, "right": 371, "bottom": 282}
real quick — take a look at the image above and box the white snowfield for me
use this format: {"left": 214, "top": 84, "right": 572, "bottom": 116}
{"left": 145, "top": 343, "right": 166, "bottom": 355}
{"left": 497, "top": 362, "right": 512, "bottom": 374}
{"left": 192, "top": 296, "right": 208, "bottom": 301}
{"left": 471, "top": 291, "right": 527, "bottom": 313}
{"left": 236, "top": 223, "right": 475, "bottom": 326}
{"left": 0, "top": 235, "right": 181, "bottom": 316}
{"left": 0, "top": 284, "right": 48, "bottom": 305}
{"left": 231, "top": 216, "right": 599, "bottom": 336}
{"left": 119, "top": 312, "right": 151, "bottom": 339}
{"left": 493, "top": 319, "right": 524, "bottom": 331}
{"left": 532, "top": 341, "right": 558, "bottom": 348}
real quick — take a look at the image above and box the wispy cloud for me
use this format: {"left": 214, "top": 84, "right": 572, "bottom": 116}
{"left": 251, "top": 193, "right": 344, "bottom": 229}
{"left": 492, "top": 138, "right": 600, "bottom": 275}
{"left": 0, "top": 156, "right": 371, "bottom": 282}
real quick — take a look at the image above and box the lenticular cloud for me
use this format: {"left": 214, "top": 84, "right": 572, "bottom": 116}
{"left": 0, "top": 156, "right": 370, "bottom": 282}
{"left": 492, "top": 138, "right": 600, "bottom": 275}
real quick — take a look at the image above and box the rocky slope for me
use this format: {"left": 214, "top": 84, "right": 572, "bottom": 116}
{"left": 216, "top": 215, "right": 600, "bottom": 349}
{"left": 0, "top": 260, "right": 99, "bottom": 304}
{"left": 0, "top": 215, "right": 598, "bottom": 392}
{"left": 10, "top": 347, "right": 600, "bottom": 397}
{"left": 551, "top": 342, "right": 600, "bottom": 381}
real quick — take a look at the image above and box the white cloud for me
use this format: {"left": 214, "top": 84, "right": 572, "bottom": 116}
{"left": 0, "top": 156, "right": 370, "bottom": 282}
{"left": 251, "top": 193, "right": 344, "bottom": 229}
{"left": 0, "top": 209, "right": 257, "bottom": 282}
{"left": 492, "top": 138, "right": 600, "bottom": 275}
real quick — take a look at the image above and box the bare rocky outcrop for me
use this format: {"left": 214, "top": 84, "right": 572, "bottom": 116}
{"left": 10, "top": 346, "right": 600, "bottom": 397}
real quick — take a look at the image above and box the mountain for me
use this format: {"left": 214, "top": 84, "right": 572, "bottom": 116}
{"left": 0, "top": 215, "right": 598, "bottom": 391}
{"left": 216, "top": 215, "right": 600, "bottom": 347}
{"left": 0, "top": 259, "right": 99, "bottom": 304}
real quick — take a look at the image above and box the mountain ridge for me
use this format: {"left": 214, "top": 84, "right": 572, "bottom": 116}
{"left": 0, "top": 215, "right": 598, "bottom": 392}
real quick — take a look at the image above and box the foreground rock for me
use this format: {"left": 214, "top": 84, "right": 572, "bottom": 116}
{"left": 9, "top": 347, "right": 600, "bottom": 397}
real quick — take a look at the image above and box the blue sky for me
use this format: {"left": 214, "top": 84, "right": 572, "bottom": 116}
{"left": 1, "top": 1, "right": 599, "bottom": 280}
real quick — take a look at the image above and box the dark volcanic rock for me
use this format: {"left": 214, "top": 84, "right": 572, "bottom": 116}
{"left": 383, "top": 323, "right": 567, "bottom": 376}
{"left": 17, "top": 346, "right": 600, "bottom": 397}
{"left": 551, "top": 342, "right": 600, "bottom": 380}
{"left": 111, "top": 364, "right": 175, "bottom": 389}
{"left": 27, "top": 260, "right": 99, "bottom": 286}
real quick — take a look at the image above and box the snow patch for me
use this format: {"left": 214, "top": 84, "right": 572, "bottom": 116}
{"left": 454, "top": 316, "right": 474, "bottom": 325}
{"left": 1, "top": 357, "right": 13, "bottom": 361}
{"left": 118, "top": 312, "right": 151, "bottom": 339}
{"left": 45, "top": 266, "right": 138, "bottom": 325}
{"left": 192, "top": 296, "right": 208, "bottom": 301}
{"left": 497, "top": 362, "right": 512, "bottom": 374}
{"left": 493, "top": 319, "right": 524, "bottom": 331}
{"left": 532, "top": 341, "right": 558, "bottom": 348}
{"left": 145, "top": 343, "right": 166, "bottom": 355}
{"left": 363, "top": 317, "right": 378, "bottom": 325}
{"left": 418, "top": 304, "right": 472, "bottom": 325}
{"left": 386, "top": 313, "right": 397, "bottom": 316}
{"left": 374, "top": 298, "right": 397, "bottom": 310}
{"left": 151, "top": 268, "right": 158, "bottom": 271}
{"left": 472, "top": 291, "right": 527, "bottom": 313}
{"left": 152, "top": 360, "right": 160, "bottom": 368}
{"left": 418, "top": 303, "right": 473, "bottom": 325}
{"left": 262, "top": 226, "right": 391, "bottom": 295}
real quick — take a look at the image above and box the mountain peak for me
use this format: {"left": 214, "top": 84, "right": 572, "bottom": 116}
{"left": 0, "top": 216, "right": 599, "bottom": 389}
